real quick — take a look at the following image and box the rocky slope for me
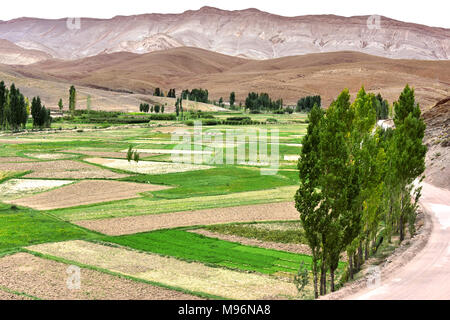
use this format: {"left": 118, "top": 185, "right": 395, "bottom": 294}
{"left": 423, "top": 97, "right": 450, "bottom": 189}
{"left": 0, "top": 7, "right": 448, "bottom": 62}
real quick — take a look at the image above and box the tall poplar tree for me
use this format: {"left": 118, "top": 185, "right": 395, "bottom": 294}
{"left": 295, "top": 104, "right": 325, "bottom": 298}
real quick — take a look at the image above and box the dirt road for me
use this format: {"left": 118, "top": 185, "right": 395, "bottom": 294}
{"left": 347, "top": 182, "right": 450, "bottom": 300}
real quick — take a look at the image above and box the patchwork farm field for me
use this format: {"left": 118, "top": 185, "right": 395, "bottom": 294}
{"left": 0, "top": 114, "right": 332, "bottom": 300}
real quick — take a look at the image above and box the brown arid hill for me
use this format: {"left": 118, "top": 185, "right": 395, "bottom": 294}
{"left": 10, "top": 47, "right": 450, "bottom": 108}
{"left": 0, "top": 7, "right": 448, "bottom": 61}
{"left": 0, "top": 39, "right": 51, "bottom": 65}
{"left": 423, "top": 97, "right": 450, "bottom": 189}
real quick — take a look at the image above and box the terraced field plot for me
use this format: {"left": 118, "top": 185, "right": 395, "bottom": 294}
{"left": 0, "top": 157, "right": 33, "bottom": 163}
{"left": 56, "top": 186, "right": 298, "bottom": 221}
{"left": 62, "top": 150, "right": 156, "bottom": 158}
{"left": 0, "top": 253, "right": 197, "bottom": 300}
{"left": 0, "top": 203, "right": 93, "bottom": 254}
{"left": 74, "top": 201, "right": 298, "bottom": 235}
{"left": 0, "top": 160, "right": 128, "bottom": 179}
{"left": 7, "top": 180, "right": 169, "bottom": 210}
{"left": 24, "top": 153, "right": 78, "bottom": 160}
{"left": 86, "top": 158, "right": 212, "bottom": 174}
{"left": 28, "top": 240, "right": 300, "bottom": 300}
{"left": 103, "top": 229, "right": 314, "bottom": 275}
{"left": 0, "top": 179, "right": 73, "bottom": 201}
{"left": 123, "top": 166, "right": 298, "bottom": 199}
{"left": 192, "top": 229, "right": 312, "bottom": 255}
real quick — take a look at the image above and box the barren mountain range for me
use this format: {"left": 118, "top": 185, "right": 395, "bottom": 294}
{"left": 0, "top": 7, "right": 448, "bottom": 113}
{"left": 0, "top": 6, "right": 449, "bottom": 64}
{"left": 0, "top": 47, "right": 448, "bottom": 111}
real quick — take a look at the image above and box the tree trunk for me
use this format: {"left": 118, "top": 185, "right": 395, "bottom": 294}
{"left": 348, "top": 255, "right": 353, "bottom": 280}
{"left": 312, "top": 253, "right": 319, "bottom": 299}
{"left": 330, "top": 268, "right": 335, "bottom": 292}
{"left": 319, "top": 266, "right": 325, "bottom": 296}
{"left": 364, "top": 238, "right": 369, "bottom": 261}
{"left": 399, "top": 215, "right": 404, "bottom": 242}
{"left": 357, "top": 242, "right": 363, "bottom": 268}
{"left": 313, "top": 266, "right": 319, "bottom": 299}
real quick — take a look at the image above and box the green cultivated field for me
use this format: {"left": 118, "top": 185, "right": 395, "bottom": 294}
{"left": 0, "top": 203, "right": 96, "bottom": 255}
{"left": 0, "top": 111, "right": 318, "bottom": 299}
{"left": 102, "top": 229, "right": 317, "bottom": 275}
{"left": 123, "top": 166, "right": 298, "bottom": 199}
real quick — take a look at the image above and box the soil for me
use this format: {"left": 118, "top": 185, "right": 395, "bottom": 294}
{"left": 0, "top": 160, "right": 129, "bottom": 179}
{"left": 7, "top": 180, "right": 169, "bottom": 210}
{"left": 75, "top": 201, "right": 299, "bottom": 235}
{"left": 0, "top": 252, "right": 198, "bottom": 300}
{"left": 0, "top": 157, "right": 34, "bottom": 163}
{"left": 28, "top": 240, "right": 298, "bottom": 300}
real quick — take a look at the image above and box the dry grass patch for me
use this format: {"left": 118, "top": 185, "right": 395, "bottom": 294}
{"left": 0, "top": 160, "right": 129, "bottom": 179}
{"left": 7, "top": 180, "right": 169, "bottom": 210}
{"left": 85, "top": 158, "right": 212, "bottom": 175}
{"left": 28, "top": 241, "right": 299, "bottom": 300}
{"left": 121, "top": 149, "right": 213, "bottom": 155}
{"left": 24, "top": 153, "right": 77, "bottom": 160}
{"left": 62, "top": 150, "right": 156, "bottom": 158}
{"left": 75, "top": 202, "right": 298, "bottom": 235}
{"left": 0, "top": 252, "right": 197, "bottom": 300}
{"left": 0, "top": 179, "right": 73, "bottom": 201}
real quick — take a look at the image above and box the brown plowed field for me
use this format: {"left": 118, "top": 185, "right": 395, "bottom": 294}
{"left": 7, "top": 180, "right": 169, "bottom": 210}
{"left": 75, "top": 202, "right": 299, "bottom": 235}
{"left": 0, "top": 252, "right": 198, "bottom": 300}
{"left": 0, "top": 160, "right": 129, "bottom": 179}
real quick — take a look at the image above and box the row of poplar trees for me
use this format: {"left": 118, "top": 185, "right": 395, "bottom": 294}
{"left": 295, "top": 85, "right": 426, "bottom": 298}
{"left": 0, "top": 81, "right": 28, "bottom": 131}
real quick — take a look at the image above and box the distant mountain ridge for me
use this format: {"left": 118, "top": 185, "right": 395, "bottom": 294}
{"left": 0, "top": 6, "right": 448, "bottom": 64}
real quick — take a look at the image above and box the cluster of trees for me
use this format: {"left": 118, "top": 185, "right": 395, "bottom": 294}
{"left": 295, "top": 85, "right": 426, "bottom": 298}
{"left": 181, "top": 88, "right": 209, "bottom": 103}
{"left": 139, "top": 103, "right": 150, "bottom": 113}
{"left": 245, "top": 92, "right": 283, "bottom": 112}
{"left": 154, "top": 105, "right": 165, "bottom": 113}
{"left": 167, "top": 89, "right": 176, "bottom": 98}
{"left": 296, "top": 95, "right": 322, "bottom": 113}
{"left": 138, "top": 103, "right": 165, "bottom": 113}
{"left": 153, "top": 88, "right": 163, "bottom": 97}
{"left": 0, "top": 81, "right": 29, "bottom": 131}
{"left": 31, "top": 96, "right": 52, "bottom": 128}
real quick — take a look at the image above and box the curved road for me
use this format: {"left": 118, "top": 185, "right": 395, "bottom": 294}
{"left": 347, "top": 182, "right": 450, "bottom": 300}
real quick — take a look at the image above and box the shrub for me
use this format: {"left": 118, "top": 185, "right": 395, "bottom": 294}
{"left": 149, "top": 114, "right": 176, "bottom": 121}
{"left": 226, "top": 116, "right": 251, "bottom": 122}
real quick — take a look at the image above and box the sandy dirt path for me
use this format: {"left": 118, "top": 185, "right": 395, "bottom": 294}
{"left": 346, "top": 182, "right": 450, "bottom": 300}
{"left": 75, "top": 202, "right": 299, "bottom": 235}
